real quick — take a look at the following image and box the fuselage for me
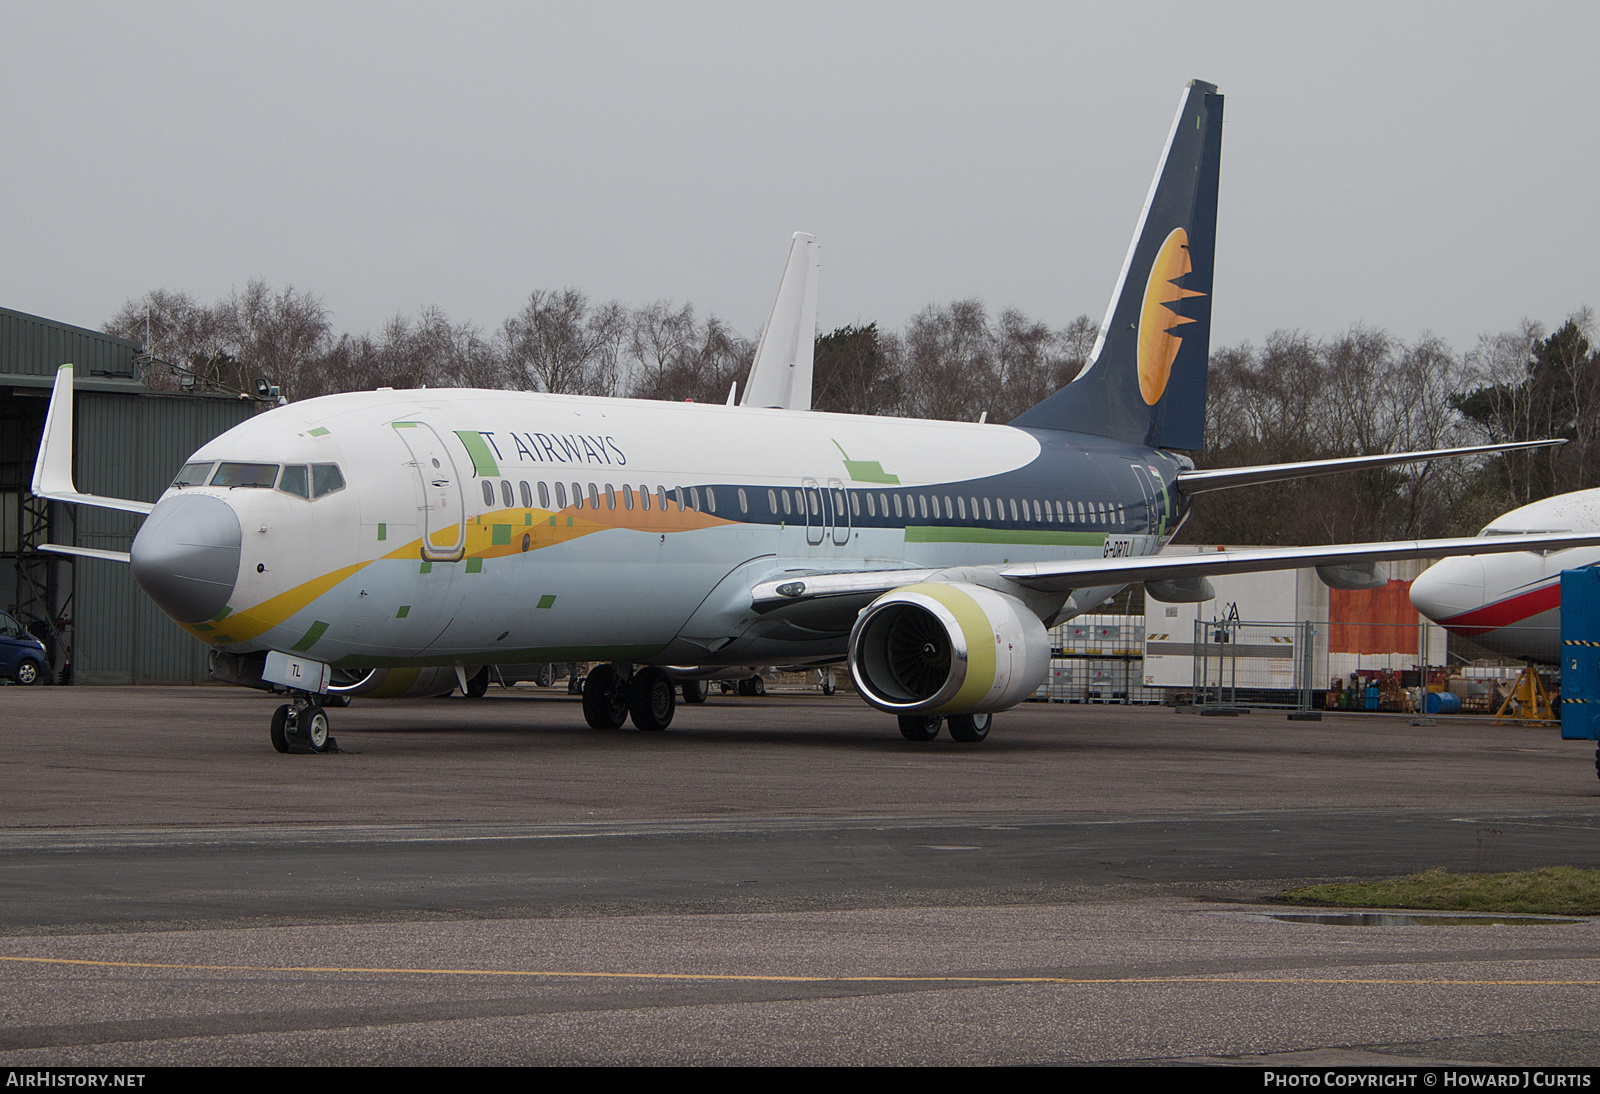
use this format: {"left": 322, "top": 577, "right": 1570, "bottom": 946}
{"left": 130, "top": 388, "right": 1192, "bottom": 672}
{"left": 1409, "top": 488, "right": 1600, "bottom": 663}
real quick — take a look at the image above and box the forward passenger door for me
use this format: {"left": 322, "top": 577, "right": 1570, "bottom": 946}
{"left": 392, "top": 421, "right": 466, "bottom": 562}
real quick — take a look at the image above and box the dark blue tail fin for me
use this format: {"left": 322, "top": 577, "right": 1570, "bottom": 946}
{"left": 1012, "top": 80, "right": 1223, "bottom": 450}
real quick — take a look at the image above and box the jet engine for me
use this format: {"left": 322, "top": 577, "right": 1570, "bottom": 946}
{"left": 848, "top": 582, "right": 1051, "bottom": 716}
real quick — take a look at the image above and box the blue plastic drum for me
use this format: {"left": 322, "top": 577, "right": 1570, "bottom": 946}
{"left": 1424, "top": 691, "right": 1462, "bottom": 715}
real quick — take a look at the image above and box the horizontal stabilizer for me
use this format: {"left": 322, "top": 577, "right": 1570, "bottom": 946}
{"left": 38, "top": 544, "right": 132, "bottom": 564}
{"left": 1176, "top": 438, "right": 1566, "bottom": 495}
{"left": 31, "top": 365, "right": 155, "bottom": 515}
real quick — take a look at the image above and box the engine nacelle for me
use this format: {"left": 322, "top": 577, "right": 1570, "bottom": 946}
{"left": 1316, "top": 561, "right": 1388, "bottom": 591}
{"left": 849, "top": 582, "right": 1051, "bottom": 716}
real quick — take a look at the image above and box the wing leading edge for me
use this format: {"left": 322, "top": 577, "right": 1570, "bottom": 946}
{"left": 751, "top": 530, "right": 1600, "bottom": 612}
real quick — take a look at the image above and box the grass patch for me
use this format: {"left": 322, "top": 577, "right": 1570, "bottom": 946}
{"left": 1277, "top": 867, "right": 1600, "bottom": 917}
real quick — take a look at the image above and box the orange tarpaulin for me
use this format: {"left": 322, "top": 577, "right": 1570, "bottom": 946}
{"left": 1329, "top": 580, "right": 1419, "bottom": 655}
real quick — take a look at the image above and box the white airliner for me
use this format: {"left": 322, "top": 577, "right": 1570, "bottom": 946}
{"left": 32, "top": 80, "right": 1596, "bottom": 752}
{"left": 1409, "top": 489, "right": 1600, "bottom": 664}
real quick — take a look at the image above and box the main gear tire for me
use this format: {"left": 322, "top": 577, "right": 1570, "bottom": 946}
{"left": 582, "top": 664, "right": 630, "bottom": 730}
{"left": 898, "top": 714, "right": 942, "bottom": 741}
{"left": 947, "top": 712, "right": 991, "bottom": 743}
{"left": 629, "top": 667, "right": 676, "bottom": 731}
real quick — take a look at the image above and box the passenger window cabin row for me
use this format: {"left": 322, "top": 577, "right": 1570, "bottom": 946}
{"left": 481, "top": 479, "right": 721, "bottom": 514}
{"left": 170, "top": 462, "right": 1130, "bottom": 528}
{"left": 482, "top": 478, "right": 1129, "bottom": 527}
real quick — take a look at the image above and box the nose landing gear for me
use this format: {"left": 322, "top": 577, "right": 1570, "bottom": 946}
{"left": 269, "top": 696, "right": 337, "bottom": 754}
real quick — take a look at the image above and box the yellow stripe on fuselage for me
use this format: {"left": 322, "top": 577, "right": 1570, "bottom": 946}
{"left": 181, "top": 560, "right": 371, "bottom": 646}
{"left": 185, "top": 505, "right": 738, "bottom": 647}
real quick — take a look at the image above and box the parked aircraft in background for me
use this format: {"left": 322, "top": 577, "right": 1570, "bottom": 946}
{"left": 32, "top": 80, "right": 1591, "bottom": 753}
{"left": 1410, "top": 489, "right": 1600, "bottom": 664}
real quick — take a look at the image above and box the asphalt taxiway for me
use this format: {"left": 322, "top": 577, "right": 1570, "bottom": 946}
{"left": 2, "top": 686, "right": 1598, "bottom": 1065}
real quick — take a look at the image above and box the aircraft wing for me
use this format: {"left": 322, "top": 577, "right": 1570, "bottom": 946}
{"left": 750, "top": 530, "right": 1600, "bottom": 612}
{"left": 1174, "top": 438, "right": 1564, "bottom": 495}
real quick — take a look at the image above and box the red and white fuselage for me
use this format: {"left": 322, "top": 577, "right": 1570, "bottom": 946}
{"left": 1409, "top": 489, "right": 1600, "bottom": 664}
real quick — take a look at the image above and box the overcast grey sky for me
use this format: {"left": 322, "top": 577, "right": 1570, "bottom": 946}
{"left": 4, "top": 1, "right": 1596, "bottom": 354}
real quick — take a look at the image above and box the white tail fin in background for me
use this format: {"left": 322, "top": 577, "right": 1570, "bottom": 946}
{"left": 741, "top": 232, "right": 820, "bottom": 411}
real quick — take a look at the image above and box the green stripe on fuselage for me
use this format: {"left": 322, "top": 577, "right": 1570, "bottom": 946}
{"left": 332, "top": 643, "right": 666, "bottom": 669}
{"left": 453, "top": 430, "right": 501, "bottom": 477}
{"left": 290, "top": 620, "right": 330, "bottom": 652}
{"left": 902, "top": 526, "right": 1106, "bottom": 547}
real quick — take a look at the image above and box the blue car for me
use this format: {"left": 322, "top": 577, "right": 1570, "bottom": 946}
{"left": 0, "top": 611, "right": 47, "bottom": 686}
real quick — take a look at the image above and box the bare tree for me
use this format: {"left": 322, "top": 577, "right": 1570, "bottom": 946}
{"left": 813, "top": 322, "right": 904, "bottom": 416}
{"left": 105, "top": 289, "right": 240, "bottom": 391}
{"left": 1457, "top": 320, "right": 1563, "bottom": 505}
{"left": 1186, "top": 328, "right": 1492, "bottom": 545}
{"left": 221, "top": 281, "right": 334, "bottom": 400}
{"left": 899, "top": 300, "right": 997, "bottom": 421}
{"left": 629, "top": 311, "right": 754, "bottom": 403}
{"left": 502, "top": 289, "right": 628, "bottom": 396}
{"left": 312, "top": 307, "right": 503, "bottom": 394}
{"left": 628, "top": 301, "right": 697, "bottom": 398}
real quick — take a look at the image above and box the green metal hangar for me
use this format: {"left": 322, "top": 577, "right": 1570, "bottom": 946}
{"left": 1, "top": 306, "right": 255, "bottom": 684}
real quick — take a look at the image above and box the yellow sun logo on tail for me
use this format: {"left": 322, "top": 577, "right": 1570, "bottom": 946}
{"left": 1137, "top": 227, "right": 1206, "bottom": 406}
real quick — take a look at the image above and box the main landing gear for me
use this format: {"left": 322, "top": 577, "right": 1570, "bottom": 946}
{"left": 897, "top": 712, "right": 992, "bottom": 743}
{"left": 269, "top": 693, "right": 337, "bottom": 754}
{"left": 583, "top": 663, "right": 677, "bottom": 732}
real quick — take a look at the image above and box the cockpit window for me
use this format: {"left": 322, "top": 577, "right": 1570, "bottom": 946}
{"left": 311, "top": 464, "right": 345, "bottom": 498}
{"left": 172, "top": 461, "right": 215, "bottom": 488}
{"left": 211, "top": 463, "right": 279, "bottom": 488}
{"left": 278, "top": 465, "right": 310, "bottom": 498}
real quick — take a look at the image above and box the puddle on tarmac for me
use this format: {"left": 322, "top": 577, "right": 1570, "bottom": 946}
{"left": 1263, "top": 911, "right": 1586, "bottom": 927}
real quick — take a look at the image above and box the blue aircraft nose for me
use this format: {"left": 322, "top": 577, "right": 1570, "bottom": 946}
{"left": 131, "top": 493, "right": 242, "bottom": 624}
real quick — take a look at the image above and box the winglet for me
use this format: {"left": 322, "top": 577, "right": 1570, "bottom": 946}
{"left": 31, "top": 364, "right": 155, "bottom": 516}
{"left": 741, "top": 232, "right": 820, "bottom": 410}
{"left": 32, "top": 364, "right": 78, "bottom": 500}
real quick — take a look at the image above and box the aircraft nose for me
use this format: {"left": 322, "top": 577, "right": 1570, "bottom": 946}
{"left": 1409, "top": 557, "right": 1486, "bottom": 623}
{"left": 131, "top": 493, "right": 242, "bottom": 624}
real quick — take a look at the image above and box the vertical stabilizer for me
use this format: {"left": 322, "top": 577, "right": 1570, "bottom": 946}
{"left": 1011, "top": 80, "right": 1223, "bottom": 449}
{"left": 742, "top": 232, "right": 820, "bottom": 410}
